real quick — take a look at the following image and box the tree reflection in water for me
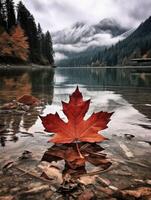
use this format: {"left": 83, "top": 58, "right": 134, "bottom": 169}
{"left": 0, "top": 68, "right": 54, "bottom": 146}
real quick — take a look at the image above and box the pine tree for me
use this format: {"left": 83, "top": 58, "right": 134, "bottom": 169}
{"left": 41, "top": 32, "right": 46, "bottom": 58}
{"left": 37, "top": 23, "right": 42, "bottom": 59}
{"left": 44, "top": 31, "right": 54, "bottom": 64}
{"left": 0, "top": 0, "right": 7, "bottom": 29}
{"left": 5, "top": 0, "right": 16, "bottom": 31}
{"left": 17, "top": 1, "right": 39, "bottom": 63}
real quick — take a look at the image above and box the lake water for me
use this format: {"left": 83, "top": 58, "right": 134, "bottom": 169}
{"left": 0, "top": 66, "right": 151, "bottom": 160}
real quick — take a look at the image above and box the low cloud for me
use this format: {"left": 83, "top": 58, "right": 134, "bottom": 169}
{"left": 54, "top": 52, "right": 68, "bottom": 61}
{"left": 53, "top": 32, "right": 126, "bottom": 58}
{"left": 14, "top": 0, "right": 151, "bottom": 32}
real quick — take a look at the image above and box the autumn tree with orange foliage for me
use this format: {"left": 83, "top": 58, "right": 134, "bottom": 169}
{"left": 0, "top": 31, "right": 12, "bottom": 57}
{"left": 11, "top": 25, "right": 29, "bottom": 61}
{"left": 0, "top": 25, "right": 29, "bottom": 62}
{"left": 0, "top": 0, "right": 54, "bottom": 65}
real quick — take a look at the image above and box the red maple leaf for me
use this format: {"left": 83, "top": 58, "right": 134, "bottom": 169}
{"left": 40, "top": 87, "right": 113, "bottom": 143}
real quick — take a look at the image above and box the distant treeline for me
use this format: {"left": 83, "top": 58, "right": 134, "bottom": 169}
{"left": 0, "top": 0, "right": 54, "bottom": 65}
{"left": 60, "top": 16, "right": 151, "bottom": 67}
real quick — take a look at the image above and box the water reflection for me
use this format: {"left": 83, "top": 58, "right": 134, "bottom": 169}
{"left": 0, "top": 68, "right": 54, "bottom": 146}
{"left": 53, "top": 67, "right": 151, "bottom": 140}
{"left": 0, "top": 66, "right": 151, "bottom": 148}
{"left": 55, "top": 67, "right": 151, "bottom": 120}
{"left": 55, "top": 67, "right": 151, "bottom": 88}
{"left": 0, "top": 68, "right": 54, "bottom": 104}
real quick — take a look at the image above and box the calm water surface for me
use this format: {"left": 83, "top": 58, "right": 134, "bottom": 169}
{"left": 0, "top": 66, "right": 151, "bottom": 160}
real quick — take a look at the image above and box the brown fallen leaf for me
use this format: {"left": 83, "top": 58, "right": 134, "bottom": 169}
{"left": 122, "top": 187, "right": 151, "bottom": 198}
{"left": 0, "top": 196, "right": 15, "bottom": 200}
{"left": 63, "top": 166, "right": 87, "bottom": 178}
{"left": 39, "top": 162, "right": 63, "bottom": 184}
{"left": 19, "top": 185, "right": 50, "bottom": 195}
{"left": 96, "top": 186, "right": 113, "bottom": 196}
{"left": 115, "top": 187, "right": 151, "bottom": 199}
{"left": 42, "top": 143, "right": 111, "bottom": 176}
{"left": 17, "top": 95, "right": 41, "bottom": 106}
{"left": 78, "top": 175, "right": 97, "bottom": 185}
{"left": 78, "top": 190, "right": 95, "bottom": 200}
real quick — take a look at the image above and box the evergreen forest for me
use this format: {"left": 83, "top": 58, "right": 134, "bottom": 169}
{"left": 0, "top": 0, "right": 54, "bottom": 65}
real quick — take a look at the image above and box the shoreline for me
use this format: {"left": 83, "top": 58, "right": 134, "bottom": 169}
{"left": 1, "top": 63, "right": 151, "bottom": 69}
{"left": 0, "top": 63, "right": 55, "bottom": 70}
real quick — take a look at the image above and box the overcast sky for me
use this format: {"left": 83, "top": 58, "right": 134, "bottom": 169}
{"left": 14, "top": 0, "right": 151, "bottom": 32}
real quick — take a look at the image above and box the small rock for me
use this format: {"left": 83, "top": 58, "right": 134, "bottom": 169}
{"left": 0, "top": 188, "right": 9, "bottom": 193}
{"left": 19, "top": 150, "right": 32, "bottom": 160}
{"left": 124, "top": 134, "right": 135, "bottom": 140}
{"left": 138, "top": 141, "right": 151, "bottom": 147}
{"left": 134, "top": 179, "right": 144, "bottom": 183}
{"left": 146, "top": 180, "right": 151, "bottom": 185}
{"left": 50, "top": 186, "right": 57, "bottom": 192}
{"left": 109, "top": 186, "right": 118, "bottom": 191}
{"left": 11, "top": 187, "right": 20, "bottom": 194}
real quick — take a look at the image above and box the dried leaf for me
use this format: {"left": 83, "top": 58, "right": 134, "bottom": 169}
{"left": 2, "top": 161, "right": 14, "bottom": 173}
{"left": 120, "top": 187, "right": 151, "bottom": 198}
{"left": 0, "top": 196, "right": 15, "bottom": 200}
{"left": 41, "top": 166, "right": 63, "bottom": 184}
{"left": 42, "top": 143, "right": 111, "bottom": 177}
{"left": 78, "top": 176, "right": 97, "bottom": 185}
{"left": 78, "top": 190, "right": 95, "bottom": 200}
{"left": 17, "top": 95, "right": 40, "bottom": 106}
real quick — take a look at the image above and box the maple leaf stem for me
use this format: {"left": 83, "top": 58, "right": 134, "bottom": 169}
{"left": 76, "top": 142, "right": 84, "bottom": 159}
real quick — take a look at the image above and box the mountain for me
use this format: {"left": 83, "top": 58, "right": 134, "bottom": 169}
{"left": 93, "top": 18, "right": 127, "bottom": 36}
{"left": 57, "top": 16, "right": 151, "bottom": 67}
{"left": 53, "top": 18, "right": 127, "bottom": 44}
{"left": 93, "top": 16, "right": 151, "bottom": 66}
{"left": 52, "top": 18, "right": 129, "bottom": 62}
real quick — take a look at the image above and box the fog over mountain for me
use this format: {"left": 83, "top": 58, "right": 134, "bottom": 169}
{"left": 52, "top": 18, "right": 134, "bottom": 61}
{"left": 13, "top": 0, "right": 151, "bottom": 62}
{"left": 14, "top": 0, "right": 151, "bottom": 32}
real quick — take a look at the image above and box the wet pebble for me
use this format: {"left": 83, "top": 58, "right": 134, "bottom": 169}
{"left": 19, "top": 151, "right": 32, "bottom": 160}
{"left": 0, "top": 187, "right": 9, "bottom": 194}
{"left": 10, "top": 187, "right": 20, "bottom": 194}
{"left": 146, "top": 180, "right": 151, "bottom": 185}
{"left": 138, "top": 141, "right": 151, "bottom": 147}
{"left": 124, "top": 134, "right": 135, "bottom": 140}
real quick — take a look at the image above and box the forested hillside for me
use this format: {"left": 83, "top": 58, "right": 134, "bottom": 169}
{"left": 59, "top": 16, "right": 151, "bottom": 67}
{"left": 95, "top": 16, "right": 151, "bottom": 66}
{"left": 0, "top": 0, "right": 54, "bottom": 65}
